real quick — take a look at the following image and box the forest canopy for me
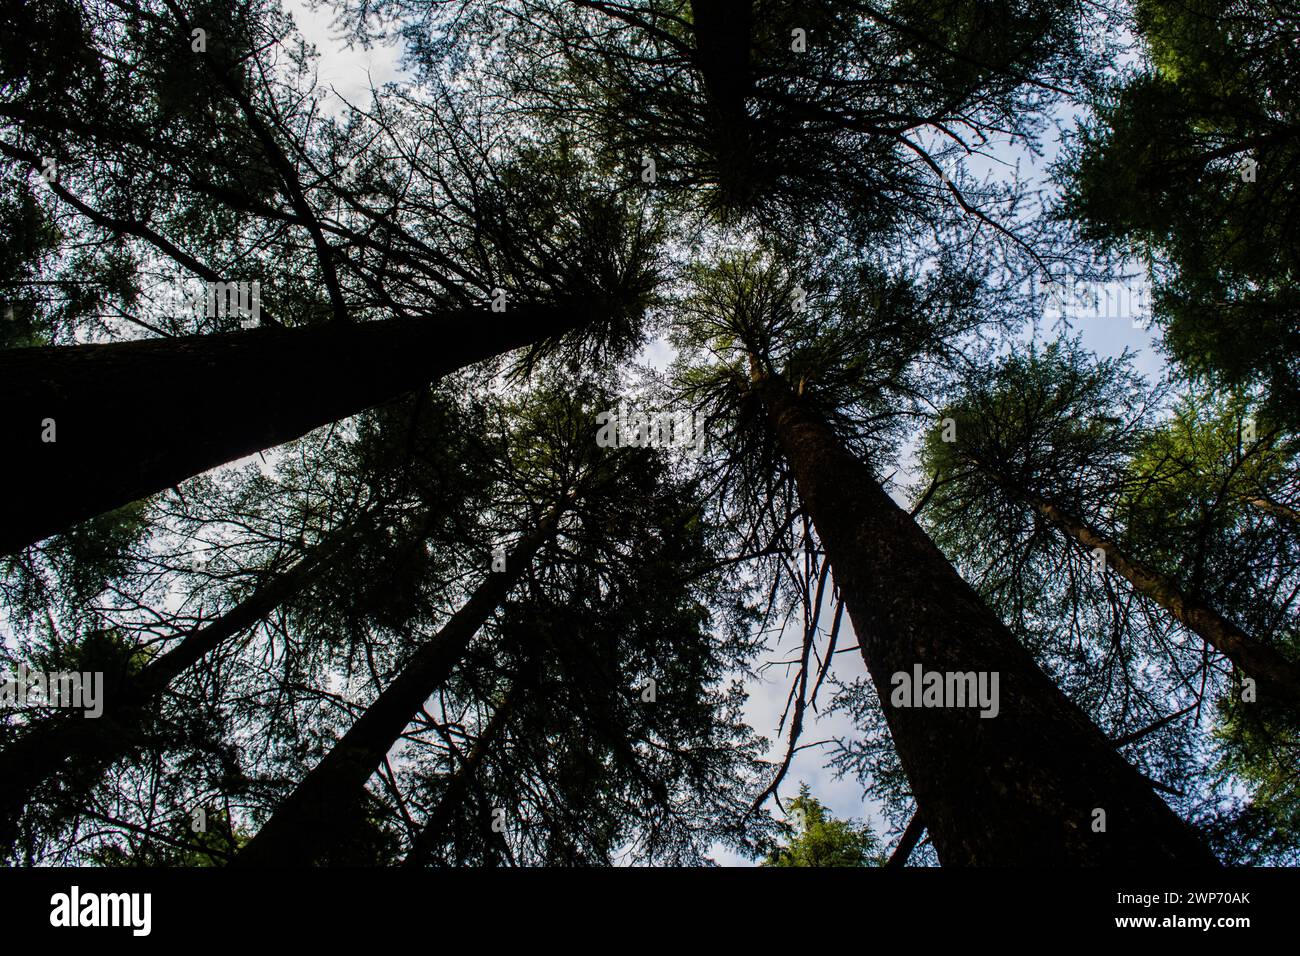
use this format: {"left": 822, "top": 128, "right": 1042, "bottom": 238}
{"left": 0, "top": 0, "right": 1296, "bottom": 868}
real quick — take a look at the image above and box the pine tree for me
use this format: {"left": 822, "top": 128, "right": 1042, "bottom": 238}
{"left": 670, "top": 254, "right": 1216, "bottom": 864}
{"left": 763, "top": 783, "right": 886, "bottom": 867}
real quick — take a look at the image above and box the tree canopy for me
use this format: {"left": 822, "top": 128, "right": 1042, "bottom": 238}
{"left": 2, "top": 0, "right": 1295, "bottom": 869}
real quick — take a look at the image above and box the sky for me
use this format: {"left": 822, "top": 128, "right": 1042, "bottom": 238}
{"left": 283, "top": 0, "right": 408, "bottom": 110}
{"left": 277, "top": 0, "right": 1171, "bottom": 866}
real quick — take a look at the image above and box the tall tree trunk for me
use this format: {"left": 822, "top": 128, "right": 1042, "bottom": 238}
{"left": 1024, "top": 493, "right": 1300, "bottom": 705}
{"left": 757, "top": 372, "right": 1217, "bottom": 865}
{"left": 0, "top": 306, "right": 575, "bottom": 554}
{"left": 403, "top": 685, "right": 520, "bottom": 867}
{"left": 233, "top": 504, "right": 565, "bottom": 867}
{"left": 690, "top": 0, "right": 753, "bottom": 124}
{"left": 689, "top": 0, "right": 754, "bottom": 191}
{"left": 0, "top": 506, "right": 382, "bottom": 858}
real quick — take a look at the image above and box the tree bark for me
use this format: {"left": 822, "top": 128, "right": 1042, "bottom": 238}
{"left": 757, "top": 373, "right": 1217, "bottom": 865}
{"left": 0, "top": 506, "right": 379, "bottom": 858}
{"left": 232, "top": 504, "right": 565, "bottom": 867}
{"left": 0, "top": 307, "right": 576, "bottom": 554}
{"left": 403, "top": 685, "right": 520, "bottom": 867}
{"left": 1026, "top": 494, "right": 1300, "bottom": 706}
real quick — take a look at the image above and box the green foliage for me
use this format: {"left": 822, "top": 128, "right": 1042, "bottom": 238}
{"left": 917, "top": 340, "right": 1300, "bottom": 860}
{"left": 1207, "top": 634, "right": 1300, "bottom": 864}
{"left": 86, "top": 809, "right": 252, "bottom": 867}
{"left": 0, "top": 501, "right": 150, "bottom": 644}
{"left": 762, "top": 783, "right": 884, "bottom": 867}
{"left": 403, "top": 383, "right": 773, "bottom": 865}
{"left": 489, "top": 0, "right": 1097, "bottom": 246}
{"left": 1060, "top": 0, "right": 1300, "bottom": 426}
{"left": 1121, "top": 391, "right": 1299, "bottom": 569}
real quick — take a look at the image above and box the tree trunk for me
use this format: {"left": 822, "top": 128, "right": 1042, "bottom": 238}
{"left": 0, "top": 506, "right": 380, "bottom": 858}
{"left": 403, "top": 685, "right": 520, "bottom": 867}
{"left": 689, "top": 0, "right": 754, "bottom": 193}
{"left": 232, "top": 505, "right": 565, "bottom": 867}
{"left": 0, "top": 307, "right": 575, "bottom": 554}
{"left": 690, "top": 0, "right": 753, "bottom": 124}
{"left": 1026, "top": 494, "right": 1300, "bottom": 705}
{"left": 757, "top": 372, "right": 1217, "bottom": 865}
